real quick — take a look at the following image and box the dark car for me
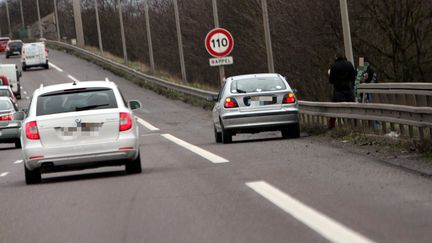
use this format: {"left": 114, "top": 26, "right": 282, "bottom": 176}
{"left": 5, "top": 40, "right": 23, "bottom": 58}
{"left": 0, "top": 97, "right": 24, "bottom": 148}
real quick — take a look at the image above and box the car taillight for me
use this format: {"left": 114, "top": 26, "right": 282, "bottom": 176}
{"left": 45, "top": 48, "right": 49, "bottom": 56}
{"left": 119, "top": 112, "right": 132, "bottom": 131}
{"left": 25, "top": 121, "right": 40, "bottom": 140}
{"left": 0, "top": 114, "right": 13, "bottom": 121}
{"left": 283, "top": 93, "right": 296, "bottom": 104}
{"left": 224, "top": 97, "right": 238, "bottom": 108}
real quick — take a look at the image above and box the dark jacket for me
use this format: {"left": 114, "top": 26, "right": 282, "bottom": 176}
{"left": 329, "top": 58, "right": 356, "bottom": 92}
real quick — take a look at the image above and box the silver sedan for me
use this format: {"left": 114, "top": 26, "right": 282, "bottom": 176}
{"left": 211, "top": 73, "right": 300, "bottom": 143}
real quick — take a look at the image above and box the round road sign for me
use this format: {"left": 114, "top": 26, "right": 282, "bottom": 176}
{"left": 205, "top": 28, "right": 234, "bottom": 58}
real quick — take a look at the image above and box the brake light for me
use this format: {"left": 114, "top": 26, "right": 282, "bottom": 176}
{"left": 45, "top": 48, "right": 49, "bottom": 56}
{"left": 224, "top": 97, "right": 238, "bottom": 108}
{"left": 283, "top": 93, "right": 296, "bottom": 104}
{"left": 25, "top": 121, "right": 40, "bottom": 140}
{"left": 0, "top": 114, "right": 13, "bottom": 121}
{"left": 119, "top": 112, "right": 132, "bottom": 131}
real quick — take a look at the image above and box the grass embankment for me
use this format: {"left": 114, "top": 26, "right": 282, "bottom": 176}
{"left": 47, "top": 44, "right": 215, "bottom": 110}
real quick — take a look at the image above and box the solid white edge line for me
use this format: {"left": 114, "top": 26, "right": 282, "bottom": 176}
{"left": 14, "top": 160, "right": 23, "bottom": 164}
{"left": 49, "top": 62, "right": 63, "bottom": 72}
{"left": 136, "top": 117, "right": 160, "bottom": 131}
{"left": 161, "top": 133, "right": 229, "bottom": 164}
{"left": 246, "top": 181, "right": 376, "bottom": 243}
{"left": 67, "top": 75, "right": 79, "bottom": 83}
{"left": 0, "top": 172, "right": 9, "bottom": 177}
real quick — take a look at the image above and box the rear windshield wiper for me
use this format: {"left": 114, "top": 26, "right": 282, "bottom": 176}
{"left": 236, "top": 88, "right": 248, "bottom": 93}
{"left": 75, "top": 104, "right": 109, "bottom": 111}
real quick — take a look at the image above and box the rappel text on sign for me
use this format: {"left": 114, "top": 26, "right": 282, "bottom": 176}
{"left": 209, "top": 56, "right": 234, "bottom": 67}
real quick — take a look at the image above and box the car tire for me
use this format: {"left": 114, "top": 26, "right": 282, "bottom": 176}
{"left": 22, "top": 64, "right": 27, "bottom": 71}
{"left": 221, "top": 123, "right": 232, "bottom": 144}
{"left": 45, "top": 62, "right": 49, "bottom": 69}
{"left": 6, "top": 54, "right": 9, "bottom": 59}
{"left": 281, "top": 123, "right": 300, "bottom": 139}
{"left": 214, "top": 125, "right": 222, "bottom": 143}
{"left": 15, "top": 140, "right": 21, "bottom": 148}
{"left": 126, "top": 153, "right": 142, "bottom": 174}
{"left": 25, "top": 165, "right": 41, "bottom": 185}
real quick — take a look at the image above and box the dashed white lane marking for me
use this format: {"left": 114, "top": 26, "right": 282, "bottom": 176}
{"left": 136, "top": 117, "right": 160, "bottom": 131}
{"left": 141, "top": 134, "right": 159, "bottom": 137}
{"left": 0, "top": 172, "right": 9, "bottom": 177}
{"left": 14, "top": 160, "right": 23, "bottom": 164}
{"left": 67, "top": 75, "right": 79, "bottom": 83}
{"left": 161, "top": 133, "right": 229, "bottom": 164}
{"left": 26, "top": 96, "right": 30, "bottom": 100}
{"left": 49, "top": 62, "right": 64, "bottom": 72}
{"left": 23, "top": 91, "right": 27, "bottom": 95}
{"left": 246, "top": 181, "right": 376, "bottom": 243}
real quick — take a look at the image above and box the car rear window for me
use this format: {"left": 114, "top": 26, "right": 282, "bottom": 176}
{"left": 230, "top": 77, "right": 287, "bottom": 93}
{"left": 36, "top": 88, "right": 118, "bottom": 116}
{"left": 0, "top": 100, "right": 12, "bottom": 110}
{"left": 0, "top": 90, "right": 9, "bottom": 97}
{"left": 8, "top": 42, "right": 22, "bottom": 47}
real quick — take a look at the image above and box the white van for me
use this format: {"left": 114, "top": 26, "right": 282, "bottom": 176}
{"left": 21, "top": 42, "right": 49, "bottom": 71}
{"left": 0, "top": 64, "right": 22, "bottom": 99}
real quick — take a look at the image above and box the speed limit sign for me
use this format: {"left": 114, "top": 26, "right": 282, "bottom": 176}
{"left": 205, "top": 28, "right": 234, "bottom": 58}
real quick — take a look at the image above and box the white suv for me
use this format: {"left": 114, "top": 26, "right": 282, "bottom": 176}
{"left": 21, "top": 80, "right": 142, "bottom": 184}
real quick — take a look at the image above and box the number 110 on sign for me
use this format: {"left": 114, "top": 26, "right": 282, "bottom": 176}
{"left": 205, "top": 28, "right": 234, "bottom": 58}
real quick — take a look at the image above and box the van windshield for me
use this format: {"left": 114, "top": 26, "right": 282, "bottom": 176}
{"left": 36, "top": 88, "right": 118, "bottom": 116}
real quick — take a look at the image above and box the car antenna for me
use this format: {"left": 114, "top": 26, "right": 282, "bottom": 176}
{"left": 40, "top": 84, "right": 43, "bottom": 89}
{"left": 72, "top": 80, "right": 79, "bottom": 85}
{"left": 105, "top": 77, "right": 110, "bottom": 82}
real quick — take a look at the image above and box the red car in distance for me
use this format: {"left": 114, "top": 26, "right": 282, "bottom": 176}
{"left": 0, "top": 37, "right": 11, "bottom": 52}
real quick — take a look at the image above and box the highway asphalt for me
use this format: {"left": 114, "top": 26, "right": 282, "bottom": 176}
{"left": 0, "top": 49, "right": 431, "bottom": 243}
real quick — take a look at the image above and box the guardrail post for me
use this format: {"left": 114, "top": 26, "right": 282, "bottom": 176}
{"left": 399, "top": 124, "right": 405, "bottom": 137}
{"left": 54, "top": 0, "right": 61, "bottom": 41}
{"left": 144, "top": 0, "right": 154, "bottom": 72}
{"left": 408, "top": 125, "right": 414, "bottom": 139}
{"left": 173, "top": 0, "right": 187, "bottom": 82}
{"left": 94, "top": 0, "right": 103, "bottom": 53}
{"left": 419, "top": 127, "right": 425, "bottom": 142}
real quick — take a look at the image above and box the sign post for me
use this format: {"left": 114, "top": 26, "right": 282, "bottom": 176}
{"left": 205, "top": 28, "right": 234, "bottom": 85}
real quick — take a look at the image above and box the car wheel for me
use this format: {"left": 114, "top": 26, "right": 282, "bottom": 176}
{"left": 126, "top": 153, "right": 142, "bottom": 174}
{"left": 22, "top": 64, "right": 27, "bottom": 71}
{"left": 6, "top": 55, "right": 9, "bottom": 59}
{"left": 45, "top": 62, "right": 49, "bottom": 69}
{"left": 281, "top": 123, "right": 300, "bottom": 139}
{"left": 221, "top": 123, "right": 232, "bottom": 144}
{"left": 25, "top": 165, "right": 41, "bottom": 184}
{"left": 16, "top": 94, "right": 21, "bottom": 100}
{"left": 214, "top": 125, "right": 222, "bottom": 143}
{"left": 15, "top": 140, "right": 21, "bottom": 148}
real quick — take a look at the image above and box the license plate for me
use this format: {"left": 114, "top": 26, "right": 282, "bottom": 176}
{"left": 251, "top": 96, "right": 273, "bottom": 102}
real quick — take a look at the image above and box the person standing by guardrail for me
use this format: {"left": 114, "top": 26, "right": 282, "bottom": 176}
{"left": 328, "top": 53, "right": 356, "bottom": 129}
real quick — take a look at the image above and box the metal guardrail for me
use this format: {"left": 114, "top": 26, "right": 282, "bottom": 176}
{"left": 46, "top": 40, "right": 432, "bottom": 141}
{"left": 358, "top": 83, "right": 432, "bottom": 106}
{"left": 45, "top": 40, "right": 218, "bottom": 99}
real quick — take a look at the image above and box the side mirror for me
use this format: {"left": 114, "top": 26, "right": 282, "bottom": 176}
{"left": 13, "top": 111, "right": 25, "bottom": 121}
{"left": 207, "top": 95, "right": 218, "bottom": 102}
{"left": 128, "top": 100, "right": 142, "bottom": 110}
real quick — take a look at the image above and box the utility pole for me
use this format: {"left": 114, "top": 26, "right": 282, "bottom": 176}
{"left": 19, "top": 0, "right": 25, "bottom": 31}
{"left": 5, "top": 0, "right": 11, "bottom": 37}
{"left": 262, "top": 0, "right": 275, "bottom": 73}
{"left": 118, "top": 0, "right": 127, "bottom": 64}
{"left": 54, "top": 0, "right": 60, "bottom": 41}
{"left": 144, "top": 0, "right": 154, "bottom": 72}
{"left": 339, "top": 0, "right": 354, "bottom": 65}
{"left": 212, "top": 0, "right": 225, "bottom": 86}
{"left": 36, "top": 0, "right": 43, "bottom": 38}
{"left": 173, "top": 0, "right": 187, "bottom": 82}
{"left": 94, "top": 0, "right": 103, "bottom": 53}
{"left": 72, "top": 0, "right": 85, "bottom": 46}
